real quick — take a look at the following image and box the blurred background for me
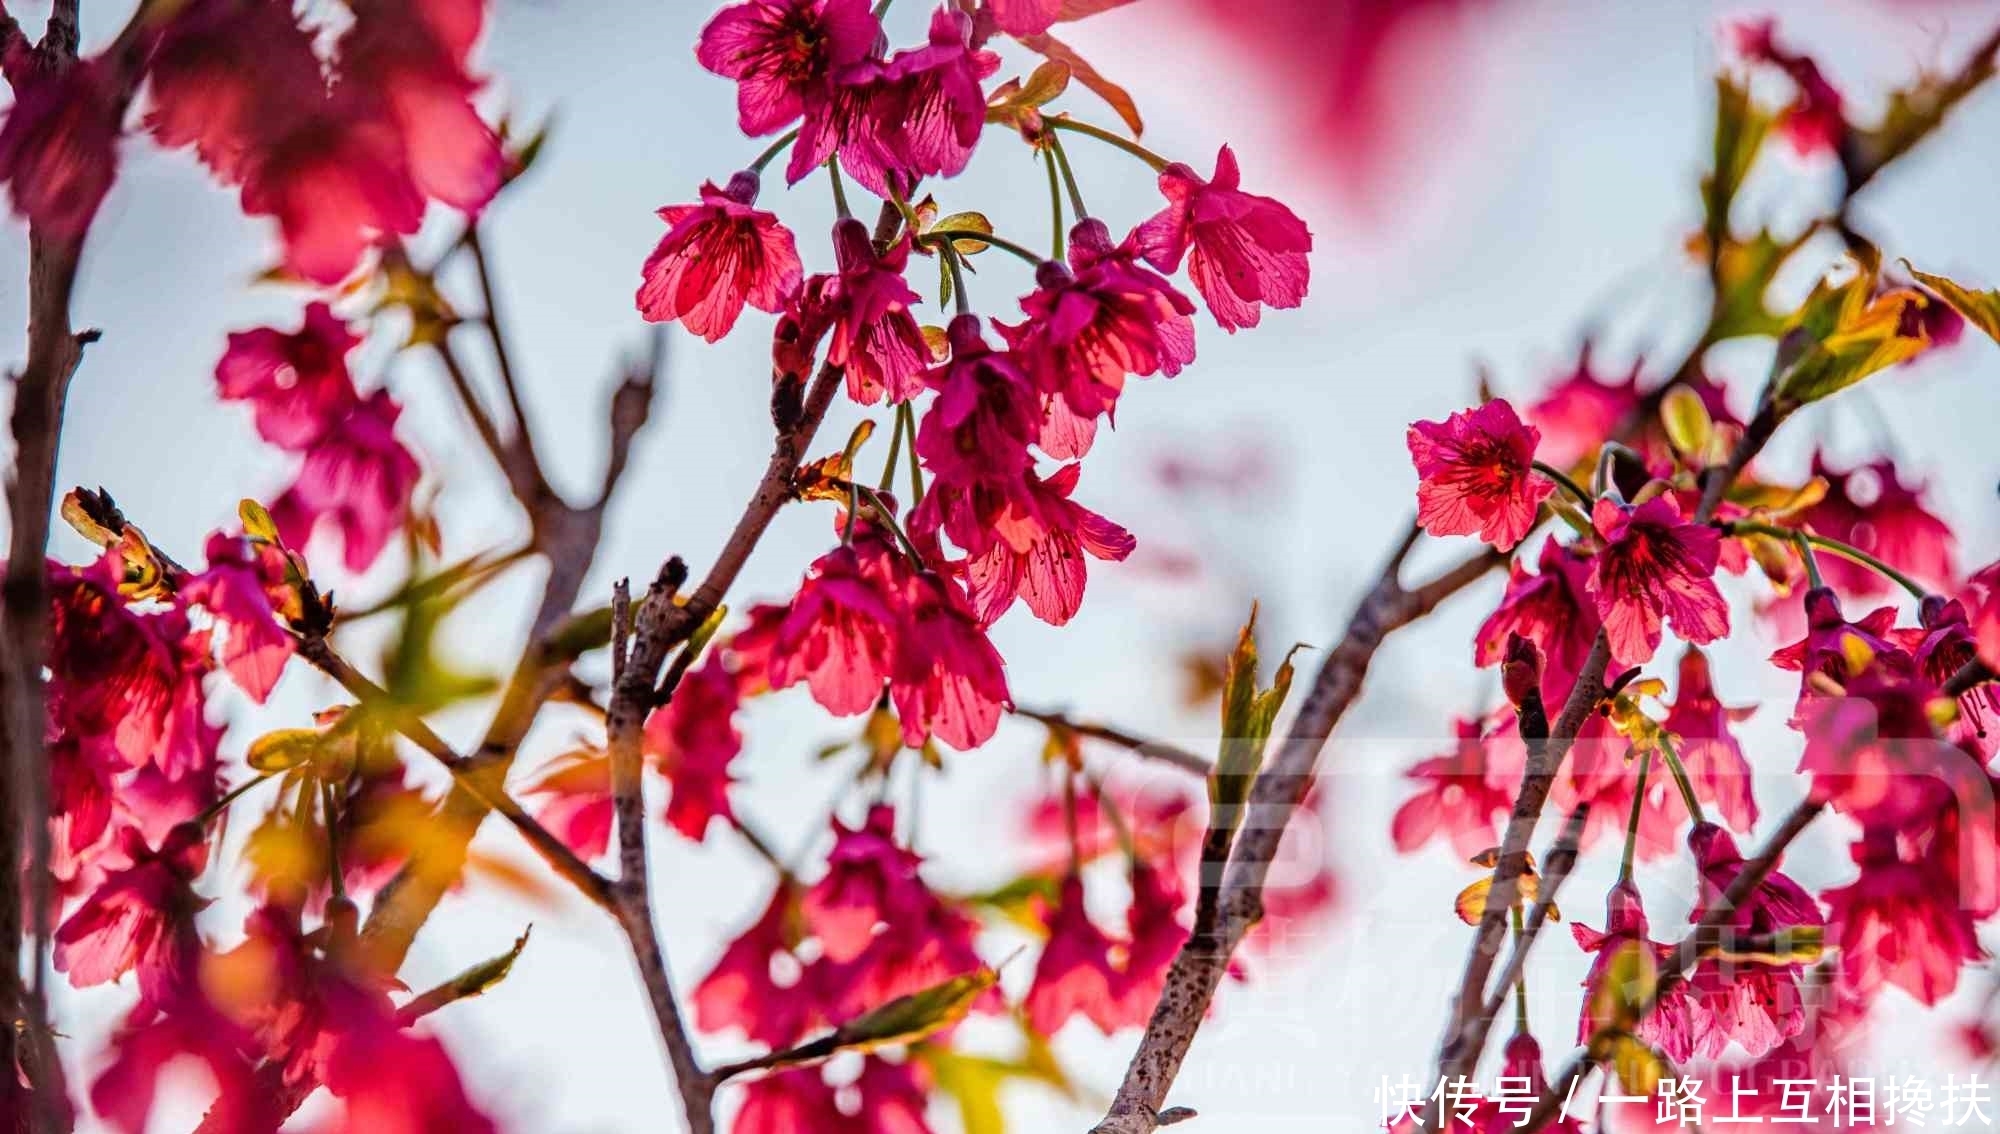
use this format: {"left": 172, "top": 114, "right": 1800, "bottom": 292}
{"left": 7, "top": 0, "right": 2000, "bottom": 1129}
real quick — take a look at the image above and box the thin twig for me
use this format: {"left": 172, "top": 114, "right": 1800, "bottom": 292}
{"left": 1014, "top": 708, "right": 1213, "bottom": 776}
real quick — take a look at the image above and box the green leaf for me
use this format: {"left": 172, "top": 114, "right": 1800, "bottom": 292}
{"left": 1212, "top": 603, "right": 1303, "bottom": 818}
{"left": 1709, "top": 228, "right": 1803, "bottom": 341}
{"left": 1907, "top": 264, "right": 2000, "bottom": 345}
{"left": 442, "top": 925, "right": 532, "bottom": 1000}
{"left": 1847, "top": 51, "right": 1996, "bottom": 187}
{"left": 932, "top": 211, "right": 994, "bottom": 256}
{"left": 1702, "top": 75, "right": 1771, "bottom": 255}
{"left": 832, "top": 967, "right": 996, "bottom": 1053}
{"left": 245, "top": 727, "right": 329, "bottom": 773}
{"left": 1773, "top": 259, "right": 1932, "bottom": 409}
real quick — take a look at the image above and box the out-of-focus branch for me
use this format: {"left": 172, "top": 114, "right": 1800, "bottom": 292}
{"left": 465, "top": 226, "right": 546, "bottom": 490}
{"left": 1014, "top": 708, "right": 1213, "bottom": 776}
{"left": 1089, "top": 531, "right": 1505, "bottom": 1134}
{"left": 1476, "top": 803, "right": 1590, "bottom": 1024}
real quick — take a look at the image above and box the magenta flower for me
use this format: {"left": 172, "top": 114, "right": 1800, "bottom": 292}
{"left": 342, "top": 0, "right": 504, "bottom": 215}
{"left": 239, "top": 111, "right": 428, "bottom": 285}
{"left": 1002, "top": 219, "right": 1197, "bottom": 459}
{"left": 1800, "top": 455, "right": 1957, "bottom": 599}
{"left": 215, "top": 303, "right": 362, "bottom": 451}
{"left": 0, "top": 59, "right": 122, "bottom": 238}
{"left": 822, "top": 218, "right": 931, "bottom": 404}
{"left": 182, "top": 532, "right": 295, "bottom": 703}
{"left": 802, "top": 805, "right": 929, "bottom": 963}
{"left": 991, "top": 0, "right": 1064, "bottom": 35}
{"left": 888, "top": 570, "right": 1011, "bottom": 750}
{"left": 1661, "top": 647, "right": 1759, "bottom": 832}
{"left": 644, "top": 656, "right": 745, "bottom": 840}
{"left": 1133, "top": 145, "right": 1312, "bottom": 331}
{"left": 1587, "top": 495, "right": 1729, "bottom": 667}
{"left": 914, "top": 314, "right": 1041, "bottom": 488}
{"left": 1407, "top": 399, "right": 1554, "bottom": 551}
{"left": 1025, "top": 873, "right": 1126, "bottom": 1036}
{"left": 1391, "top": 717, "right": 1516, "bottom": 860}
{"left": 91, "top": 997, "right": 273, "bottom": 1134}
{"left": 768, "top": 537, "right": 903, "bottom": 716}
{"left": 861, "top": 6, "right": 997, "bottom": 186}
{"left": 1571, "top": 881, "right": 1704, "bottom": 1062}
{"left": 522, "top": 748, "right": 613, "bottom": 862}
{"left": 143, "top": 0, "right": 325, "bottom": 184}
{"left": 320, "top": 1018, "right": 499, "bottom": 1134}
{"left": 697, "top": 0, "right": 879, "bottom": 137}
{"left": 269, "top": 389, "right": 421, "bottom": 574}
{"left": 54, "top": 825, "right": 209, "bottom": 1005}
{"left": 1684, "top": 823, "right": 1822, "bottom": 1059}
{"left": 1797, "top": 667, "right": 1970, "bottom": 830}
{"left": 1824, "top": 830, "right": 1983, "bottom": 1006}
{"left": 1729, "top": 18, "right": 1846, "bottom": 157}
{"left": 1117, "top": 859, "right": 1189, "bottom": 1022}
{"left": 964, "top": 463, "right": 1136, "bottom": 627}
{"left": 1770, "top": 586, "right": 1907, "bottom": 723}
{"left": 735, "top": 1069, "right": 844, "bottom": 1134}
{"left": 636, "top": 171, "right": 803, "bottom": 342}
{"left": 694, "top": 885, "right": 820, "bottom": 1047}
{"left": 1913, "top": 595, "right": 2000, "bottom": 755}
{"left": 1475, "top": 538, "right": 1602, "bottom": 704}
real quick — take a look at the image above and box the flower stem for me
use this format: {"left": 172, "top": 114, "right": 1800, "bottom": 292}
{"left": 1049, "top": 117, "right": 1171, "bottom": 173}
{"left": 871, "top": 0, "right": 894, "bottom": 16}
{"left": 878, "top": 409, "right": 905, "bottom": 493}
{"left": 1531, "top": 461, "right": 1594, "bottom": 508}
{"left": 1509, "top": 905, "right": 1530, "bottom": 1035}
{"left": 1617, "top": 747, "right": 1653, "bottom": 884}
{"left": 194, "top": 770, "right": 282, "bottom": 827}
{"left": 1592, "top": 442, "right": 1641, "bottom": 499}
{"left": 941, "top": 245, "right": 971, "bottom": 315}
{"left": 748, "top": 126, "right": 802, "bottom": 175}
{"left": 855, "top": 484, "right": 927, "bottom": 565}
{"left": 900, "top": 403, "right": 926, "bottom": 508}
{"left": 930, "top": 228, "right": 1048, "bottom": 268}
{"left": 1729, "top": 520, "right": 1926, "bottom": 600}
{"left": 1655, "top": 734, "right": 1706, "bottom": 827}
{"left": 1043, "top": 146, "right": 1066, "bottom": 260}
{"left": 827, "top": 160, "right": 852, "bottom": 220}
{"left": 1047, "top": 129, "right": 1090, "bottom": 219}
{"left": 1790, "top": 530, "right": 1823, "bottom": 590}
{"left": 323, "top": 780, "right": 348, "bottom": 904}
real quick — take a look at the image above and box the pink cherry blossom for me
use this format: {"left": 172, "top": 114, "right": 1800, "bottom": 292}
{"left": 522, "top": 748, "right": 613, "bottom": 862}
{"left": 802, "top": 805, "right": 930, "bottom": 963}
{"left": 1799, "top": 455, "right": 1956, "bottom": 599}
{"left": 694, "top": 884, "right": 821, "bottom": 1048}
{"left": 1391, "top": 717, "right": 1515, "bottom": 860}
{"left": 1587, "top": 494, "right": 1729, "bottom": 667}
{"left": 963, "top": 463, "right": 1135, "bottom": 627}
{"left": 645, "top": 656, "right": 745, "bottom": 840}
{"left": 182, "top": 532, "right": 295, "bottom": 703}
{"left": 637, "top": 171, "right": 804, "bottom": 342}
{"left": 1660, "top": 647, "right": 1759, "bottom": 832}
{"left": 215, "top": 302, "right": 362, "bottom": 452}
{"left": 0, "top": 58, "right": 122, "bottom": 237}
{"left": 697, "top": 0, "right": 880, "bottom": 137}
{"left": 269, "top": 388, "right": 421, "bottom": 574}
{"left": 887, "top": 569, "right": 1011, "bottom": 750}
{"left": 1824, "top": 830, "right": 1983, "bottom": 1006}
{"left": 767, "top": 536, "right": 903, "bottom": 716}
{"left": 1475, "top": 537, "right": 1602, "bottom": 704}
{"left": 54, "top": 825, "right": 209, "bottom": 1005}
{"left": 1025, "top": 873, "right": 1127, "bottom": 1035}
{"left": 1407, "top": 398, "right": 1553, "bottom": 551}
{"left": 1133, "top": 145, "right": 1312, "bottom": 332}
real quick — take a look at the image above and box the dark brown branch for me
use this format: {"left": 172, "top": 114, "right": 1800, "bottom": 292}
{"left": 605, "top": 560, "right": 714, "bottom": 1133}
{"left": 1476, "top": 803, "right": 1590, "bottom": 1024}
{"left": 1088, "top": 533, "right": 1505, "bottom": 1134}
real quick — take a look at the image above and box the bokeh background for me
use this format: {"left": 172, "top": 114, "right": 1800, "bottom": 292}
{"left": 7, "top": 0, "right": 2000, "bottom": 1129}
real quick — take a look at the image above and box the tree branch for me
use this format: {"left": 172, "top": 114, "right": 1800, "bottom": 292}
{"left": 1014, "top": 708, "right": 1214, "bottom": 776}
{"left": 1088, "top": 533, "right": 1505, "bottom": 1134}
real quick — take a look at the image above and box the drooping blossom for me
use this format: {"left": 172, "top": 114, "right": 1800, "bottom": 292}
{"left": 911, "top": 315, "right": 1040, "bottom": 500}
{"left": 802, "top": 805, "right": 930, "bottom": 963}
{"left": 1964, "top": 560, "right": 2000, "bottom": 671}
{"left": 768, "top": 536, "right": 903, "bottom": 716}
{"left": 888, "top": 568, "right": 1011, "bottom": 750}
{"left": 342, "top": 0, "right": 505, "bottom": 214}
{"left": 143, "top": 0, "right": 325, "bottom": 184}
{"left": 1797, "top": 455, "right": 1956, "bottom": 599}
{"left": 637, "top": 171, "right": 803, "bottom": 342}
{"left": 1475, "top": 538, "right": 1602, "bottom": 703}
{"left": 238, "top": 106, "right": 429, "bottom": 284}
{"left": 962, "top": 463, "right": 1135, "bottom": 627}
{"left": 1000, "top": 219, "right": 1197, "bottom": 459}
{"left": 1769, "top": 586, "right": 1906, "bottom": 723}
{"left": 1118, "top": 858, "right": 1189, "bottom": 1020}
{"left": 215, "top": 304, "right": 364, "bottom": 450}
{"left": 1797, "top": 667, "right": 1977, "bottom": 830}
{"left": 989, "top": 0, "right": 1063, "bottom": 36}
{"left": 697, "top": 0, "right": 880, "bottom": 137}
{"left": 1729, "top": 18, "right": 1846, "bottom": 157}
{"left": 1133, "top": 145, "right": 1312, "bottom": 332}
{"left": 815, "top": 218, "right": 931, "bottom": 404}
{"left": 0, "top": 58, "right": 123, "bottom": 237}
{"left": 734, "top": 1068, "right": 844, "bottom": 1134}
{"left": 1391, "top": 717, "right": 1515, "bottom": 859}
{"left": 521, "top": 748, "right": 613, "bottom": 861}
{"left": 645, "top": 656, "right": 746, "bottom": 840}
{"left": 1522, "top": 345, "right": 1645, "bottom": 469}
{"left": 320, "top": 1017, "right": 499, "bottom": 1134}
{"left": 90, "top": 998, "right": 273, "bottom": 1134}
{"left": 1571, "top": 881, "right": 1705, "bottom": 1062}
{"left": 1910, "top": 595, "right": 2000, "bottom": 755}
{"left": 182, "top": 532, "right": 295, "bottom": 703}
{"left": 1684, "top": 822, "right": 1822, "bottom": 1059}
{"left": 1660, "top": 647, "right": 1758, "bottom": 832}
{"left": 1823, "top": 829, "right": 1984, "bottom": 1006}
{"left": 1586, "top": 495, "right": 1729, "bottom": 667}
{"left": 1407, "top": 398, "right": 1553, "bottom": 551}
{"left": 269, "top": 389, "right": 421, "bottom": 574}
{"left": 694, "top": 884, "right": 820, "bottom": 1047}
{"left": 1025, "top": 873, "right": 1126, "bottom": 1035}
{"left": 54, "top": 825, "right": 209, "bottom": 1005}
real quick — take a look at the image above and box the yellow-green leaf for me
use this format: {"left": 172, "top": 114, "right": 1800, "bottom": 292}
{"left": 1774, "top": 261, "right": 1932, "bottom": 408}
{"left": 245, "top": 727, "right": 328, "bottom": 773}
{"left": 442, "top": 925, "right": 532, "bottom": 1001}
{"left": 1607, "top": 1033, "right": 1669, "bottom": 1096}
{"left": 1907, "top": 265, "right": 2000, "bottom": 346}
{"left": 240, "top": 499, "right": 282, "bottom": 544}
{"left": 1212, "top": 603, "right": 1303, "bottom": 819}
{"left": 1710, "top": 925, "right": 1825, "bottom": 967}
{"left": 832, "top": 967, "right": 996, "bottom": 1053}
{"left": 1702, "top": 74, "right": 1770, "bottom": 255}
{"left": 931, "top": 211, "right": 994, "bottom": 255}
